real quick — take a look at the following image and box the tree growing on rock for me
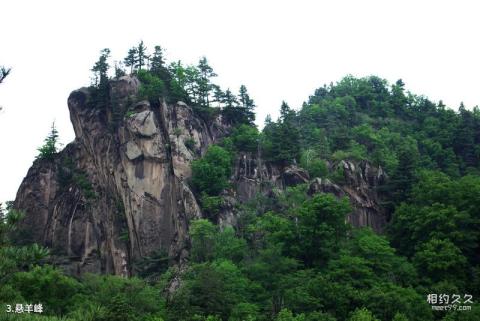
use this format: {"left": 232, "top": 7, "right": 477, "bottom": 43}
{"left": 136, "top": 40, "right": 149, "bottom": 70}
{"left": 36, "top": 122, "right": 60, "bottom": 161}
{"left": 91, "top": 48, "right": 111, "bottom": 87}
{"left": 124, "top": 47, "right": 138, "bottom": 74}
{"left": 197, "top": 57, "right": 217, "bottom": 107}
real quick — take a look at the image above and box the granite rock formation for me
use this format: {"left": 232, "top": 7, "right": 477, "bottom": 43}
{"left": 14, "top": 76, "right": 388, "bottom": 276}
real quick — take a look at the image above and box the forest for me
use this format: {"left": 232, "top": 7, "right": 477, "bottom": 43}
{"left": 0, "top": 42, "right": 479, "bottom": 321}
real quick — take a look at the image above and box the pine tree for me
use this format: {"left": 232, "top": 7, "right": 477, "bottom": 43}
{"left": 197, "top": 57, "right": 217, "bottom": 107}
{"left": 184, "top": 66, "right": 201, "bottom": 104}
{"left": 211, "top": 84, "right": 224, "bottom": 107}
{"left": 124, "top": 47, "right": 138, "bottom": 74}
{"left": 37, "top": 122, "right": 60, "bottom": 160}
{"left": 223, "top": 89, "right": 238, "bottom": 108}
{"left": 263, "top": 102, "right": 300, "bottom": 164}
{"left": 136, "top": 41, "right": 149, "bottom": 70}
{"left": 114, "top": 61, "right": 126, "bottom": 79}
{"left": 150, "top": 45, "right": 165, "bottom": 75}
{"left": 455, "top": 103, "right": 477, "bottom": 169}
{"left": 91, "top": 48, "right": 110, "bottom": 87}
{"left": 238, "top": 85, "right": 256, "bottom": 124}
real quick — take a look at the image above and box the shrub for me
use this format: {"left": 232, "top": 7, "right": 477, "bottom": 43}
{"left": 300, "top": 149, "right": 328, "bottom": 178}
{"left": 230, "top": 124, "right": 259, "bottom": 153}
{"left": 185, "top": 137, "right": 196, "bottom": 151}
{"left": 137, "top": 70, "right": 166, "bottom": 103}
{"left": 191, "top": 145, "right": 232, "bottom": 196}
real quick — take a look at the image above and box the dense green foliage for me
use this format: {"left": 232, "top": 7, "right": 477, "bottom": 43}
{"left": 4, "top": 51, "right": 480, "bottom": 321}
{"left": 191, "top": 145, "right": 232, "bottom": 196}
{"left": 88, "top": 42, "right": 257, "bottom": 128}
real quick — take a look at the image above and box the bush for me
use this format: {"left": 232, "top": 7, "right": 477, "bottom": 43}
{"left": 191, "top": 145, "right": 232, "bottom": 196}
{"left": 137, "top": 70, "right": 166, "bottom": 103}
{"left": 230, "top": 125, "right": 259, "bottom": 153}
{"left": 200, "top": 194, "right": 223, "bottom": 219}
{"left": 7, "top": 265, "right": 81, "bottom": 315}
{"left": 300, "top": 149, "right": 328, "bottom": 178}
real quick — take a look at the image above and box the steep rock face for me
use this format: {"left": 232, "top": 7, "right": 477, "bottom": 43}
{"left": 220, "top": 154, "right": 387, "bottom": 232}
{"left": 14, "top": 76, "right": 228, "bottom": 276}
{"left": 14, "top": 76, "right": 388, "bottom": 277}
{"left": 308, "top": 160, "right": 387, "bottom": 231}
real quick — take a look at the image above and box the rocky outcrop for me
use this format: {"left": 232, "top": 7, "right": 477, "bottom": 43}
{"left": 220, "top": 155, "right": 387, "bottom": 232}
{"left": 14, "top": 76, "right": 228, "bottom": 276}
{"left": 308, "top": 160, "right": 387, "bottom": 231}
{"left": 14, "top": 76, "right": 389, "bottom": 277}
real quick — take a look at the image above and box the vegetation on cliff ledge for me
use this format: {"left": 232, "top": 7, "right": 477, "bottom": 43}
{"left": 1, "top": 45, "right": 480, "bottom": 321}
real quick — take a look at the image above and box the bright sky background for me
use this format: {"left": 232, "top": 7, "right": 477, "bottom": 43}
{"left": 1, "top": 0, "right": 479, "bottom": 205}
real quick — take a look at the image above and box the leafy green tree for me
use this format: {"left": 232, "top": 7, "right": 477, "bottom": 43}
{"left": 299, "top": 149, "right": 328, "bottom": 178}
{"left": 36, "top": 122, "right": 59, "bottom": 161}
{"left": 170, "top": 260, "right": 256, "bottom": 321}
{"left": 190, "top": 219, "right": 218, "bottom": 263}
{"left": 412, "top": 238, "right": 468, "bottom": 286}
{"left": 0, "top": 205, "right": 50, "bottom": 289}
{"left": 361, "top": 283, "right": 432, "bottom": 321}
{"left": 191, "top": 145, "right": 232, "bottom": 196}
{"left": 276, "top": 309, "right": 306, "bottom": 321}
{"left": 7, "top": 265, "right": 81, "bottom": 315}
{"left": 168, "top": 61, "right": 190, "bottom": 103}
{"left": 347, "top": 308, "right": 379, "bottom": 321}
{"left": 137, "top": 69, "right": 166, "bottom": 103}
{"left": 230, "top": 124, "right": 259, "bottom": 153}
{"left": 229, "top": 302, "right": 260, "bottom": 321}
{"left": 293, "top": 194, "right": 351, "bottom": 266}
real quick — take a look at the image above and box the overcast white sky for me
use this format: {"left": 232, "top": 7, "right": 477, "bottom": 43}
{"left": 1, "top": 0, "right": 479, "bottom": 205}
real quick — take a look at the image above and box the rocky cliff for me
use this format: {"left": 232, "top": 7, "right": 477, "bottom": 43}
{"left": 14, "top": 76, "right": 388, "bottom": 276}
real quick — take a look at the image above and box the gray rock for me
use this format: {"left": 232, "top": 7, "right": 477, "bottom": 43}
{"left": 125, "top": 141, "right": 142, "bottom": 160}
{"left": 128, "top": 111, "right": 158, "bottom": 137}
{"left": 13, "top": 79, "right": 230, "bottom": 277}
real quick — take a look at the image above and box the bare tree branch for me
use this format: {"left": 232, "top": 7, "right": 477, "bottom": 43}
{"left": 0, "top": 66, "right": 11, "bottom": 84}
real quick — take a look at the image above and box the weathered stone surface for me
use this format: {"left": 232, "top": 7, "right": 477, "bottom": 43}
{"left": 13, "top": 76, "right": 229, "bottom": 276}
{"left": 309, "top": 160, "right": 387, "bottom": 231}
{"left": 282, "top": 166, "right": 310, "bottom": 186}
{"left": 13, "top": 75, "right": 389, "bottom": 277}
{"left": 220, "top": 154, "right": 388, "bottom": 232}
{"left": 128, "top": 110, "right": 158, "bottom": 137}
{"left": 125, "top": 141, "right": 142, "bottom": 160}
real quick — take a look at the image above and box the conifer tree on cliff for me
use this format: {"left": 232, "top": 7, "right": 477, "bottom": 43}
{"left": 197, "top": 57, "right": 217, "bottom": 107}
{"left": 91, "top": 48, "right": 110, "bottom": 87}
{"left": 238, "top": 85, "right": 256, "bottom": 124}
{"left": 91, "top": 49, "right": 111, "bottom": 108}
{"left": 150, "top": 46, "right": 165, "bottom": 75}
{"left": 263, "top": 101, "right": 300, "bottom": 165}
{"left": 150, "top": 45, "right": 170, "bottom": 82}
{"left": 136, "top": 41, "right": 149, "bottom": 71}
{"left": 124, "top": 47, "right": 137, "bottom": 74}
